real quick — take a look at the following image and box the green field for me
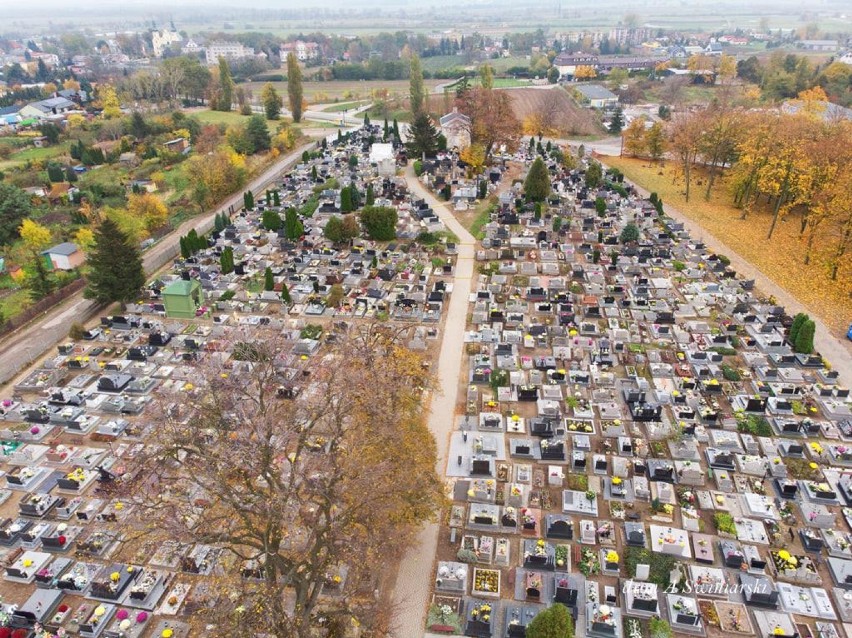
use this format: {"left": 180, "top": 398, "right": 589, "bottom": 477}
{"left": 321, "top": 100, "right": 370, "bottom": 112}
{"left": 0, "top": 142, "right": 70, "bottom": 171}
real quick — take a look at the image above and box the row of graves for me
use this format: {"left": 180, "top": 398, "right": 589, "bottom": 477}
{"left": 0, "top": 309, "right": 407, "bottom": 637}
{"left": 425, "top": 152, "right": 852, "bottom": 638}
{"left": 0, "top": 127, "right": 448, "bottom": 638}
{"left": 126, "top": 124, "right": 454, "bottom": 335}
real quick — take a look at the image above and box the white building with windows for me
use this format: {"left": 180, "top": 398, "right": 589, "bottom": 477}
{"left": 152, "top": 30, "right": 183, "bottom": 58}
{"left": 282, "top": 40, "right": 320, "bottom": 62}
{"left": 205, "top": 41, "right": 256, "bottom": 65}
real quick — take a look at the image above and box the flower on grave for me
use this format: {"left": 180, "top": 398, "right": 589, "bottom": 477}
{"left": 161, "top": 631, "right": 174, "bottom": 638}
{"left": 110, "top": 572, "right": 120, "bottom": 582}
{"left": 811, "top": 442, "right": 823, "bottom": 454}
{"left": 119, "top": 620, "right": 131, "bottom": 631}
{"left": 537, "top": 539, "right": 546, "bottom": 548}
{"left": 467, "top": 489, "right": 475, "bottom": 498}
{"left": 606, "top": 551, "right": 619, "bottom": 563}
{"left": 612, "top": 477, "right": 622, "bottom": 485}
{"left": 57, "top": 535, "right": 66, "bottom": 545}
{"left": 94, "top": 607, "right": 106, "bottom": 618}
{"left": 773, "top": 628, "right": 785, "bottom": 636}
{"left": 116, "top": 610, "right": 129, "bottom": 621}
{"left": 809, "top": 462, "right": 818, "bottom": 469}
{"left": 662, "top": 504, "right": 674, "bottom": 515}
{"left": 114, "top": 502, "right": 124, "bottom": 510}
{"left": 332, "top": 575, "right": 342, "bottom": 584}
{"left": 810, "top": 407, "right": 817, "bottom": 413}
{"left": 30, "top": 426, "right": 40, "bottom": 435}
{"left": 22, "top": 559, "right": 32, "bottom": 568}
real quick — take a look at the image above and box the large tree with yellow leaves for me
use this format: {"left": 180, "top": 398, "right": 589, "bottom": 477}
{"left": 120, "top": 326, "right": 445, "bottom": 637}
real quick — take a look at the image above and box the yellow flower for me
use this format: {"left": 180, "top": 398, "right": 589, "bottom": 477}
{"left": 94, "top": 606, "right": 106, "bottom": 617}
{"left": 162, "top": 631, "right": 174, "bottom": 638}
{"left": 606, "top": 551, "right": 619, "bottom": 563}
{"left": 22, "top": 559, "right": 32, "bottom": 567}
{"left": 110, "top": 572, "right": 120, "bottom": 582}
{"left": 612, "top": 477, "right": 622, "bottom": 485}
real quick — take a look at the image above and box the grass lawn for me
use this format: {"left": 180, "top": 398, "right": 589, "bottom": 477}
{"left": 604, "top": 156, "right": 852, "bottom": 335}
{"left": 0, "top": 289, "right": 31, "bottom": 320}
{"left": 0, "top": 142, "right": 70, "bottom": 170}
{"left": 321, "top": 100, "right": 369, "bottom": 113}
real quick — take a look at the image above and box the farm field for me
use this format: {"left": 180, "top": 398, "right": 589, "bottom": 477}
{"left": 604, "top": 156, "right": 852, "bottom": 335}
{"left": 240, "top": 79, "right": 445, "bottom": 105}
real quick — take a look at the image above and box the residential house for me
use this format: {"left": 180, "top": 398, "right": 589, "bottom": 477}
{"left": 0, "top": 105, "right": 22, "bottom": 129}
{"left": 163, "top": 137, "right": 190, "bottom": 154}
{"left": 152, "top": 29, "right": 183, "bottom": 58}
{"left": 704, "top": 42, "right": 724, "bottom": 56}
{"left": 839, "top": 51, "right": 852, "bottom": 66}
{"left": 439, "top": 108, "right": 471, "bottom": 151}
{"left": 281, "top": 40, "right": 320, "bottom": 62}
{"left": 42, "top": 242, "right": 84, "bottom": 271}
{"left": 182, "top": 39, "right": 202, "bottom": 56}
{"left": 554, "top": 52, "right": 599, "bottom": 77}
{"left": 573, "top": 84, "right": 619, "bottom": 109}
{"left": 19, "top": 97, "right": 76, "bottom": 120}
{"left": 57, "top": 88, "right": 89, "bottom": 104}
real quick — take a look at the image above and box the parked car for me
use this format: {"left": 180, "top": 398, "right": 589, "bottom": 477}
{"left": 847, "top": 323, "right": 852, "bottom": 340}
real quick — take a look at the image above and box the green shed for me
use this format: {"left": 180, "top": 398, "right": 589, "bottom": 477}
{"left": 162, "top": 279, "right": 203, "bottom": 319}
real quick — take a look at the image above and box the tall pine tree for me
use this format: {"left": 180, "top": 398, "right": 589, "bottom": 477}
{"left": 85, "top": 218, "right": 145, "bottom": 307}
{"left": 406, "top": 112, "right": 441, "bottom": 158}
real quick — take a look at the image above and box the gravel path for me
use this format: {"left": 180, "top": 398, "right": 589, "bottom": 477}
{"left": 390, "top": 167, "right": 476, "bottom": 637}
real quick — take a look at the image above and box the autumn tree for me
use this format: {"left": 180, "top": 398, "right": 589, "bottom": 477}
{"left": 669, "top": 112, "right": 705, "bottom": 202}
{"left": 73, "top": 227, "right": 95, "bottom": 253}
{"left": 127, "top": 192, "right": 169, "bottom": 231}
{"left": 698, "top": 105, "right": 743, "bottom": 199}
{"left": 524, "top": 156, "right": 551, "bottom": 202}
{"left": 574, "top": 65, "right": 597, "bottom": 80}
{"left": 185, "top": 147, "right": 248, "bottom": 209}
{"left": 456, "top": 88, "right": 521, "bottom": 155}
{"left": 323, "top": 215, "right": 359, "bottom": 243}
{"left": 261, "top": 82, "right": 283, "bottom": 120}
{"left": 622, "top": 118, "right": 647, "bottom": 158}
{"left": 120, "top": 328, "right": 444, "bottom": 638}
{"left": 459, "top": 143, "right": 486, "bottom": 175}
{"left": 19, "top": 219, "right": 53, "bottom": 298}
{"left": 99, "top": 84, "right": 121, "bottom": 119}
{"left": 409, "top": 53, "right": 425, "bottom": 116}
{"left": 287, "top": 53, "right": 304, "bottom": 123}
{"left": 85, "top": 217, "right": 145, "bottom": 306}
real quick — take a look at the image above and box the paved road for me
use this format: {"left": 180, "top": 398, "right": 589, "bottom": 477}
{"left": 0, "top": 140, "right": 321, "bottom": 387}
{"left": 390, "top": 167, "right": 476, "bottom": 637}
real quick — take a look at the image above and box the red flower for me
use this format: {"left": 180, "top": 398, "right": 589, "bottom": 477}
{"left": 58, "top": 535, "right": 67, "bottom": 545}
{"left": 58, "top": 604, "right": 69, "bottom": 613}
{"left": 12, "top": 629, "right": 27, "bottom": 638}
{"left": 0, "top": 627, "right": 12, "bottom": 638}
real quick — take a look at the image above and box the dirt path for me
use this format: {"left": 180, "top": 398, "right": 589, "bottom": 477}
{"left": 0, "top": 140, "right": 322, "bottom": 388}
{"left": 390, "top": 167, "right": 476, "bottom": 637}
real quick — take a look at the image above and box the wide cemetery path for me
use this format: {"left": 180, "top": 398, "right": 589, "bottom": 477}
{"left": 392, "top": 167, "right": 477, "bottom": 637}
{"left": 0, "top": 140, "right": 319, "bottom": 389}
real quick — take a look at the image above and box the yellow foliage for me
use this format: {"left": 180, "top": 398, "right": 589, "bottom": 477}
{"left": 66, "top": 113, "right": 86, "bottom": 129}
{"left": 99, "top": 85, "right": 121, "bottom": 119}
{"left": 63, "top": 79, "right": 81, "bottom": 91}
{"left": 127, "top": 192, "right": 169, "bottom": 231}
{"left": 18, "top": 218, "right": 52, "bottom": 250}
{"left": 522, "top": 114, "right": 559, "bottom": 138}
{"left": 103, "top": 207, "right": 148, "bottom": 243}
{"left": 185, "top": 146, "right": 248, "bottom": 209}
{"left": 574, "top": 65, "right": 597, "bottom": 79}
{"left": 10, "top": 268, "right": 26, "bottom": 284}
{"left": 459, "top": 144, "right": 486, "bottom": 174}
{"left": 73, "top": 227, "right": 95, "bottom": 252}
